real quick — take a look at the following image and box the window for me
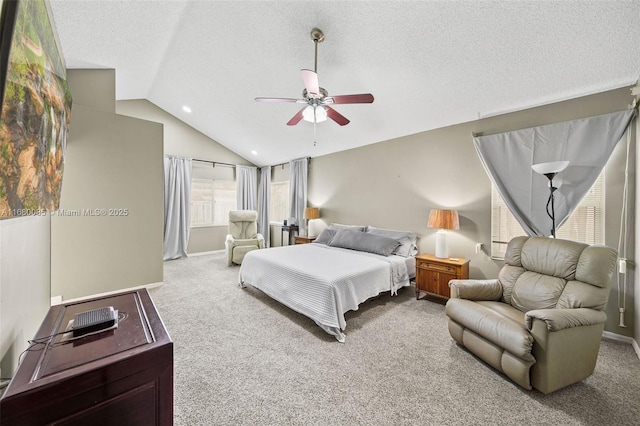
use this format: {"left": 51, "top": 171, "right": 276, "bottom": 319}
{"left": 270, "top": 180, "right": 290, "bottom": 223}
{"left": 491, "top": 173, "right": 605, "bottom": 259}
{"left": 190, "top": 179, "right": 236, "bottom": 227}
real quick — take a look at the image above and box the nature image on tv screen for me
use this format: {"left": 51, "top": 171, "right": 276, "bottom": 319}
{"left": 0, "top": 0, "right": 72, "bottom": 219}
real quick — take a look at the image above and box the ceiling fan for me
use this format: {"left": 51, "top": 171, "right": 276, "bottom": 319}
{"left": 255, "top": 28, "right": 374, "bottom": 126}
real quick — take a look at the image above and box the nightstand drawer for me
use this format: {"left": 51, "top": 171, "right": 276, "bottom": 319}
{"left": 417, "top": 261, "right": 456, "bottom": 273}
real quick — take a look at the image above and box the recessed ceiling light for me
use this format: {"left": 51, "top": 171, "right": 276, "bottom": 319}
{"left": 182, "top": 105, "right": 192, "bottom": 113}
{"left": 251, "top": 150, "right": 258, "bottom": 155}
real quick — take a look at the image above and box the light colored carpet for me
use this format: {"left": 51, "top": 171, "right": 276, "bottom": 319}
{"left": 150, "top": 251, "right": 640, "bottom": 425}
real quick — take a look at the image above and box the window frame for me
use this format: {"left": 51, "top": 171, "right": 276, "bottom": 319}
{"left": 190, "top": 178, "right": 237, "bottom": 228}
{"left": 269, "top": 180, "right": 290, "bottom": 225}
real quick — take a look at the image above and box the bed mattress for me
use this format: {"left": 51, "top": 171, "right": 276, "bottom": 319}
{"left": 239, "top": 243, "right": 412, "bottom": 342}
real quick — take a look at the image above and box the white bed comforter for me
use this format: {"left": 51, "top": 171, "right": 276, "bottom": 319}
{"left": 239, "top": 243, "right": 410, "bottom": 342}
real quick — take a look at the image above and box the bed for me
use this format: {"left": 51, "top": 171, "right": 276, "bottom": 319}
{"left": 238, "top": 226, "right": 417, "bottom": 342}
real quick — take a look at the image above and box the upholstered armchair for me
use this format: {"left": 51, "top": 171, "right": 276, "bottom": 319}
{"left": 225, "top": 210, "right": 265, "bottom": 266}
{"left": 445, "top": 236, "right": 617, "bottom": 394}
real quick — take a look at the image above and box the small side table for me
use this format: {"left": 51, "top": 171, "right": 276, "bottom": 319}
{"left": 280, "top": 224, "right": 299, "bottom": 246}
{"left": 415, "top": 254, "right": 469, "bottom": 301}
{"left": 294, "top": 235, "right": 316, "bottom": 244}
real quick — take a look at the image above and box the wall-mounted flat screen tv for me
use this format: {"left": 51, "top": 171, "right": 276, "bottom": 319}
{"left": 0, "top": 0, "right": 72, "bottom": 219}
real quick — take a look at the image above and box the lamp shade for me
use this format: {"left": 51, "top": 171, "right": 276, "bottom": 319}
{"left": 531, "top": 161, "right": 569, "bottom": 175}
{"left": 304, "top": 207, "right": 320, "bottom": 220}
{"left": 427, "top": 209, "right": 459, "bottom": 230}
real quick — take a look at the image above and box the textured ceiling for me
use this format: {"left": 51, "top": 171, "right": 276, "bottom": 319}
{"left": 49, "top": 0, "right": 640, "bottom": 167}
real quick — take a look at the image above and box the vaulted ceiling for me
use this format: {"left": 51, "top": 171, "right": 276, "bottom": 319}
{"left": 49, "top": 0, "right": 640, "bottom": 167}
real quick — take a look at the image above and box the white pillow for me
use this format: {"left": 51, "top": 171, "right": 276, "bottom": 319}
{"left": 328, "top": 223, "right": 366, "bottom": 232}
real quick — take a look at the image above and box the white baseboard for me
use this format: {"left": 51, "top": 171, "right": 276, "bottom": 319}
{"left": 187, "top": 249, "right": 224, "bottom": 257}
{"left": 54, "top": 281, "right": 164, "bottom": 305}
{"left": 602, "top": 331, "right": 640, "bottom": 360}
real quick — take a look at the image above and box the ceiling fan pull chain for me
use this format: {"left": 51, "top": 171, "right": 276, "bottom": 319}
{"left": 313, "top": 113, "right": 317, "bottom": 146}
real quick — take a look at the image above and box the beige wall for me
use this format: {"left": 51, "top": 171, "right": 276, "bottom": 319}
{"left": 51, "top": 70, "right": 164, "bottom": 300}
{"left": 0, "top": 216, "right": 51, "bottom": 376}
{"left": 64, "top": 68, "right": 115, "bottom": 113}
{"left": 116, "top": 99, "right": 254, "bottom": 254}
{"left": 308, "top": 87, "right": 635, "bottom": 337}
{"left": 636, "top": 113, "right": 640, "bottom": 349}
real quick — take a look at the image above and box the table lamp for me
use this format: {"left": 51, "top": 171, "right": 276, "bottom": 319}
{"left": 427, "top": 209, "right": 459, "bottom": 258}
{"left": 304, "top": 207, "right": 320, "bottom": 237}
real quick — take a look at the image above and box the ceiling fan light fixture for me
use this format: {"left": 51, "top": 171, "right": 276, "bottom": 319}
{"left": 302, "top": 105, "right": 327, "bottom": 123}
{"left": 255, "top": 27, "right": 373, "bottom": 130}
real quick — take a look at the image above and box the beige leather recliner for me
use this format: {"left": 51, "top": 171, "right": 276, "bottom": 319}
{"left": 225, "top": 210, "right": 265, "bottom": 266}
{"left": 445, "top": 236, "right": 617, "bottom": 394}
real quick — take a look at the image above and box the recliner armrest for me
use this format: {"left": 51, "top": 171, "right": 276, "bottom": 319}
{"left": 230, "top": 238, "right": 260, "bottom": 247}
{"left": 449, "top": 279, "right": 502, "bottom": 300}
{"left": 225, "top": 234, "right": 234, "bottom": 266}
{"left": 525, "top": 308, "right": 606, "bottom": 332}
{"left": 257, "top": 233, "right": 265, "bottom": 249}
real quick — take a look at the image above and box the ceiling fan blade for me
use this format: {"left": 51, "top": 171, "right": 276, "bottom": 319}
{"left": 328, "top": 94, "right": 374, "bottom": 104}
{"left": 325, "top": 106, "right": 350, "bottom": 126}
{"left": 286, "top": 107, "right": 306, "bottom": 126}
{"left": 255, "top": 97, "right": 301, "bottom": 103}
{"left": 301, "top": 69, "right": 320, "bottom": 98}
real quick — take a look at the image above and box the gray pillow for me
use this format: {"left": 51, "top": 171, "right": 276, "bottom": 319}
{"left": 312, "top": 229, "right": 337, "bottom": 245}
{"left": 366, "top": 226, "right": 418, "bottom": 257}
{"left": 328, "top": 229, "right": 400, "bottom": 256}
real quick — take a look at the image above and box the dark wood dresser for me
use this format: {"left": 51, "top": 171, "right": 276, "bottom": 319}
{"left": 0, "top": 289, "right": 173, "bottom": 425}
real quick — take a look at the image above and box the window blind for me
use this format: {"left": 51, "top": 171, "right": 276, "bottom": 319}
{"left": 190, "top": 178, "right": 237, "bottom": 227}
{"left": 269, "top": 180, "right": 290, "bottom": 223}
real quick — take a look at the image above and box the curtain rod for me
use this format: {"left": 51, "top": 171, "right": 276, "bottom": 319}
{"left": 472, "top": 108, "right": 637, "bottom": 140}
{"left": 192, "top": 158, "right": 236, "bottom": 168}
{"left": 193, "top": 156, "right": 312, "bottom": 169}
{"left": 272, "top": 156, "right": 312, "bottom": 170}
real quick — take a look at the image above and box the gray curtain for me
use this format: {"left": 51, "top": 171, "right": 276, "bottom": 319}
{"left": 258, "top": 166, "right": 271, "bottom": 247}
{"left": 163, "top": 156, "right": 192, "bottom": 260}
{"left": 236, "top": 165, "right": 257, "bottom": 211}
{"left": 289, "top": 157, "right": 308, "bottom": 236}
{"left": 475, "top": 109, "right": 637, "bottom": 236}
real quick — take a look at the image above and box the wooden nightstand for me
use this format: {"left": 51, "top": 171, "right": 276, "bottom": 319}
{"left": 294, "top": 235, "right": 316, "bottom": 244}
{"left": 415, "top": 254, "right": 469, "bottom": 301}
